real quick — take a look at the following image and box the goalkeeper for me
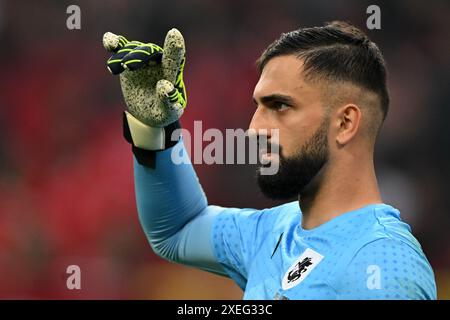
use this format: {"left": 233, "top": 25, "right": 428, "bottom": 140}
{"left": 103, "top": 21, "right": 436, "bottom": 299}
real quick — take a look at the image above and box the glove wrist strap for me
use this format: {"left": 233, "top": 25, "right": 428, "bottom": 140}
{"left": 123, "top": 111, "right": 164, "bottom": 150}
{"left": 123, "top": 111, "right": 181, "bottom": 168}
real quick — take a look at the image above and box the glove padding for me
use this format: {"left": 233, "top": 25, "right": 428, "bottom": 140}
{"left": 103, "top": 29, "right": 187, "bottom": 128}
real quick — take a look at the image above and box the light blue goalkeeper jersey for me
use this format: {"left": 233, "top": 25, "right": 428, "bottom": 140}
{"left": 134, "top": 140, "right": 436, "bottom": 300}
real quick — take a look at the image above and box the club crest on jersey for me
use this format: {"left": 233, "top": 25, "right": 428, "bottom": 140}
{"left": 282, "top": 248, "right": 324, "bottom": 290}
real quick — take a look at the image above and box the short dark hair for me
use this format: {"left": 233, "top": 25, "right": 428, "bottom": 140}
{"left": 256, "top": 21, "right": 389, "bottom": 121}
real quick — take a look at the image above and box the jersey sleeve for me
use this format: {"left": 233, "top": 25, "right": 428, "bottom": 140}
{"left": 336, "top": 237, "right": 437, "bottom": 300}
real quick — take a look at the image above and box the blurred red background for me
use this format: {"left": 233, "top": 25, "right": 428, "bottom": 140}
{"left": 0, "top": 0, "right": 449, "bottom": 299}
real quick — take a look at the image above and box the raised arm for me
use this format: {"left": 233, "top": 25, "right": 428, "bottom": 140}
{"left": 134, "top": 139, "right": 227, "bottom": 275}
{"left": 102, "top": 29, "right": 229, "bottom": 274}
{"left": 102, "top": 29, "right": 272, "bottom": 286}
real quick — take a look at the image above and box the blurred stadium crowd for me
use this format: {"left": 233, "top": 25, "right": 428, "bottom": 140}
{"left": 0, "top": 0, "right": 449, "bottom": 298}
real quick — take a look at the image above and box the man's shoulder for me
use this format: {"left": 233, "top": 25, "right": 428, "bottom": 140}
{"left": 212, "top": 201, "right": 300, "bottom": 237}
{"left": 325, "top": 204, "right": 429, "bottom": 277}
{"left": 329, "top": 203, "right": 420, "bottom": 250}
{"left": 332, "top": 235, "right": 436, "bottom": 299}
{"left": 358, "top": 203, "right": 424, "bottom": 254}
{"left": 262, "top": 201, "right": 301, "bottom": 228}
{"left": 231, "top": 201, "right": 300, "bottom": 225}
{"left": 263, "top": 201, "right": 300, "bottom": 214}
{"left": 327, "top": 206, "right": 436, "bottom": 299}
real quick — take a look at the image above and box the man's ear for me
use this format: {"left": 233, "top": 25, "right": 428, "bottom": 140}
{"left": 335, "top": 104, "right": 361, "bottom": 146}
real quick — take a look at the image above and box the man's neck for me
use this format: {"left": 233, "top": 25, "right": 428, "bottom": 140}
{"left": 298, "top": 158, "right": 382, "bottom": 230}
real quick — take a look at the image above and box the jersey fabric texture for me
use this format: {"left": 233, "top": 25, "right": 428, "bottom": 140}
{"left": 212, "top": 201, "right": 436, "bottom": 299}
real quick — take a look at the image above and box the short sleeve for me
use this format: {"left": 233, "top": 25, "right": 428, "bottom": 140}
{"left": 336, "top": 238, "right": 436, "bottom": 300}
{"left": 210, "top": 206, "right": 277, "bottom": 290}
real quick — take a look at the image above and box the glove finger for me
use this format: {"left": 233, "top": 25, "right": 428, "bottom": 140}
{"left": 162, "top": 28, "right": 186, "bottom": 84}
{"left": 121, "top": 43, "right": 163, "bottom": 71}
{"left": 156, "top": 79, "right": 186, "bottom": 111}
{"left": 174, "top": 57, "right": 186, "bottom": 95}
{"left": 106, "top": 42, "right": 142, "bottom": 75}
{"left": 103, "top": 32, "right": 129, "bottom": 53}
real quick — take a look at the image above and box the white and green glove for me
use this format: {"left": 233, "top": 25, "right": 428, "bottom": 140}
{"left": 103, "top": 29, "right": 187, "bottom": 156}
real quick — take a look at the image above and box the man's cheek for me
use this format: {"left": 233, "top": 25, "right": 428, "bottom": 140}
{"left": 281, "top": 142, "right": 304, "bottom": 161}
{"left": 276, "top": 131, "right": 293, "bottom": 157}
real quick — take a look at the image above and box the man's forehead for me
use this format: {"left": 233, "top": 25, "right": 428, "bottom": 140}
{"left": 253, "top": 55, "right": 310, "bottom": 99}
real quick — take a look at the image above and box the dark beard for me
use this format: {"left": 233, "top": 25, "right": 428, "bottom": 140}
{"left": 257, "top": 118, "right": 329, "bottom": 200}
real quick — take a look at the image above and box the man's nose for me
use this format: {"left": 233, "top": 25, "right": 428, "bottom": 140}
{"left": 249, "top": 106, "right": 274, "bottom": 142}
{"left": 249, "top": 106, "right": 268, "bottom": 132}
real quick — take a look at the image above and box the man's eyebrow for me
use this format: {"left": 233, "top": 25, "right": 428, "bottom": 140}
{"left": 253, "top": 94, "right": 295, "bottom": 105}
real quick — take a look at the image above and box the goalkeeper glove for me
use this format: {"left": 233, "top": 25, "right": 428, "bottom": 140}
{"left": 103, "top": 29, "right": 187, "bottom": 166}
